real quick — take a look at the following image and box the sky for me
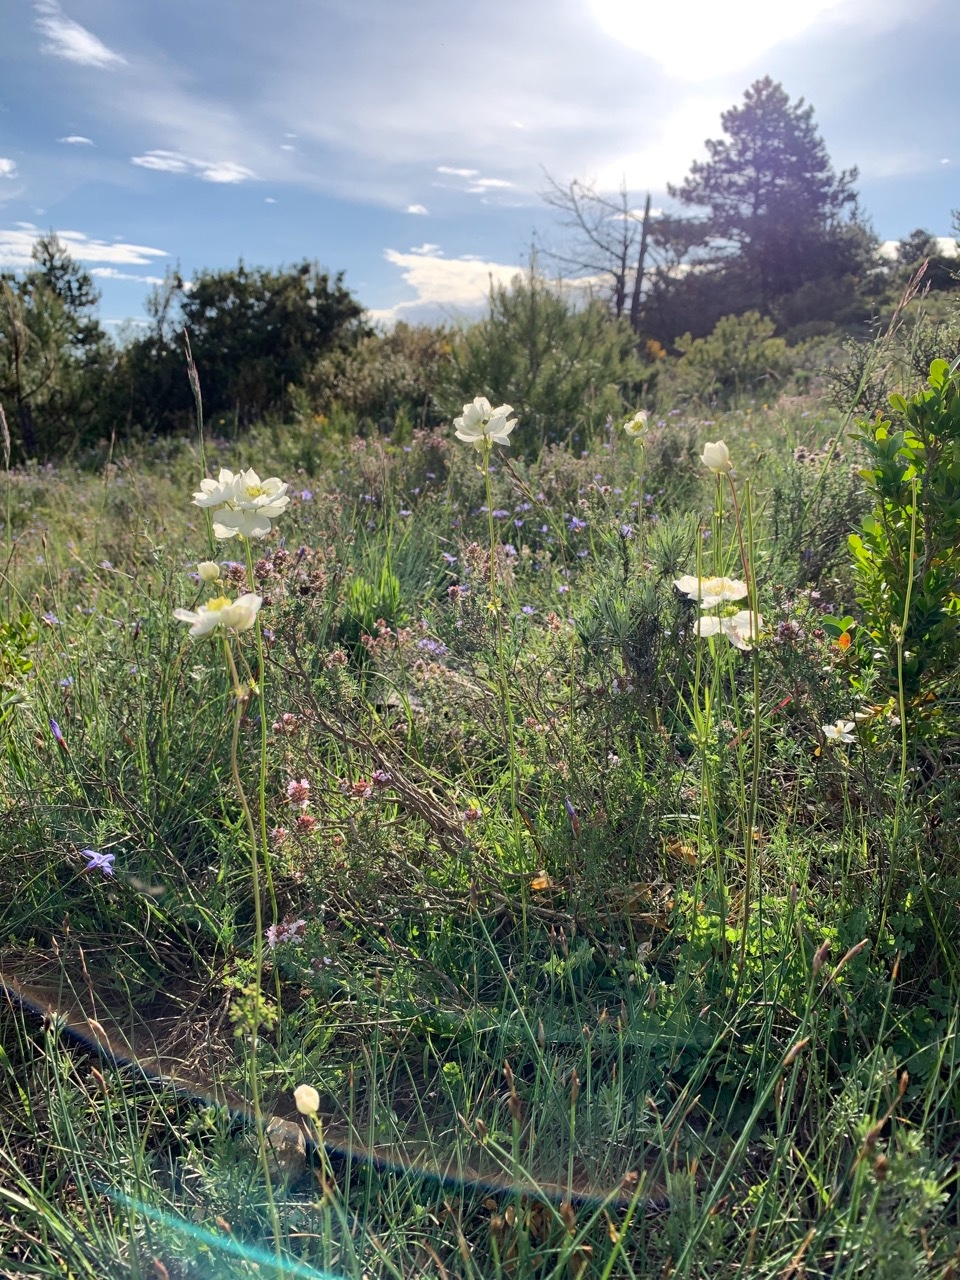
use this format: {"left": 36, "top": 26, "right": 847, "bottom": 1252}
{"left": 1, "top": 0, "right": 958, "bottom": 332}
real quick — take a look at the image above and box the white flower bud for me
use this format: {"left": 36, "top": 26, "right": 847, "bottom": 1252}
{"left": 293, "top": 1083, "right": 320, "bottom": 1116}
{"left": 700, "top": 440, "right": 733, "bottom": 474}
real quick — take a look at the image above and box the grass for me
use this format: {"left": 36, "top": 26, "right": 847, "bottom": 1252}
{"left": 0, "top": 391, "right": 958, "bottom": 1279}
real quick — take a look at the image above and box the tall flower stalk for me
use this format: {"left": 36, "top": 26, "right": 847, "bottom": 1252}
{"left": 176, "top": 447, "right": 292, "bottom": 1255}
{"left": 698, "top": 440, "right": 764, "bottom": 968}
{"left": 453, "top": 397, "right": 522, "bottom": 814}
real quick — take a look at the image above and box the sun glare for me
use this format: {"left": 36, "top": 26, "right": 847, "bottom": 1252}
{"left": 588, "top": 0, "right": 847, "bottom": 80}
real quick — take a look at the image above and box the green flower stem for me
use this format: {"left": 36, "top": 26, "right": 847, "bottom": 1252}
{"left": 740, "top": 480, "right": 762, "bottom": 970}
{"left": 242, "top": 537, "right": 278, "bottom": 927}
{"left": 481, "top": 447, "right": 520, "bottom": 818}
{"left": 693, "top": 521, "right": 726, "bottom": 944}
{"left": 878, "top": 477, "right": 918, "bottom": 943}
{"left": 221, "top": 636, "right": 283, "bottom": 1258}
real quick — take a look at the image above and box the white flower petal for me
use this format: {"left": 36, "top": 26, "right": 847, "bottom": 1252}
{"left": 696, "top": 615, "right": 723, "bottom": 638}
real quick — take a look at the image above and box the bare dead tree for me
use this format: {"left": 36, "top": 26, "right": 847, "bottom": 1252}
{"left": 539, "top": 175, "right": 656, "bottom": 333}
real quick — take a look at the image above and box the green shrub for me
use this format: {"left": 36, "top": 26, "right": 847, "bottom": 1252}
{"left": 437, "top": 270, "right": 648, "bottom": 454}
{"left": 667, "top": 310, "right": 792, "bottom": 405}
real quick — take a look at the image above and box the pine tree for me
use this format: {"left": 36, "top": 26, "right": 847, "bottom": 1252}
{"left": 670, "top": 77, "right": 863, "bottom": 311}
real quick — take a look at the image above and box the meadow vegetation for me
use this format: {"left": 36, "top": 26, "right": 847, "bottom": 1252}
{"left": 0, "top": 282, "right": 959, "bottom": 1278}
{"left": 1, "top": 73, "right": 960, "bottom": 1280}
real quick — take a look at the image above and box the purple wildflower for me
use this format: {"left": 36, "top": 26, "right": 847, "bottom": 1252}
{"left": 417, "top": 638, "right": 448, "bottom": 656}
{"left": 81, "top": 849, "right": 115, "bottom": 876}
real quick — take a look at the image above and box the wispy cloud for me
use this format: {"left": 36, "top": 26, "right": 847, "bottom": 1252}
{"left": 371, "top": 245, "right": 522, "bottom": 324}
{"left": 89, "top": 266, "right": 166, "bottom": 283}
{"left": 131, "top": 150, "right": 256, "bottom": 184}
{"left": 59, "top": 135, "right": 94, "bottom": 145}
{"left": 0, "top": 159, "right": 17, "bottom": 179}
{"left": 33, "top": 0, "right": 125, "bottom": 68}
{"left": 405, "top": 203, "right": 428, "bottom": 215}
{"left": 0, "top": 224, "right": 167, "bottom": 270}
{"left": 437, "top": 166, "right": 479, "bottom": 178}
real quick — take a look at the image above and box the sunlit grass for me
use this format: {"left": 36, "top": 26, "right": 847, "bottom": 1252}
{"left": 0, "top": 394, "right": 957, "bottom": 1278}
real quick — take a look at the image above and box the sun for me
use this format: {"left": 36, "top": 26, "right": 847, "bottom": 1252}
{"left": 587, "top": 0, "right": 846, "bottom": 80}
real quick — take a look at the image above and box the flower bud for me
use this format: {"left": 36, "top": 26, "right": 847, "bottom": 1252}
{"left": 700, "top": 440, "right": 733, "bottom": 474}
{"left": 197, "top": 561, "right": 221, "bottom": 582}
{"left": 293, "top": 1083, "right": 320, "bottom": 1116}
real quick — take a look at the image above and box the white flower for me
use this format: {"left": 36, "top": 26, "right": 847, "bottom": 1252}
{"left": 701, "top": 440, "right": 733, "bottom": 474}
{"left": 174, "top": 592, "right": 262, "bottom": 638}
{"left": 623, "top": 410, "right": 649, "bottom": 439}
{"left": 822, "top": 719, "right": 856, "bottom": 744}
{"left": 453, "top": 397, "right": 517, "bottom": 450}
{"left": 193, "top": 468, "right": 239, "bottom": 509}
{"left": 697, "top": 609, "right": 762, "bottom": 651}
{"left": 197, "top": 560, "right": 221, "bottom": 582}
{"left": 293, "top": 1083, "right": 320, "bottom": 1116}
{"left": 674, "top": 575, "right": 748, "bottom": 608}
{"left": 193, "top": 467, "right": 290, "bottom": 540}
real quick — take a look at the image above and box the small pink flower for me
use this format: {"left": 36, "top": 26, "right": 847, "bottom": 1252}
{"left": 270, "top": 826, "right": 289, "bottom": 846}
{"left": 266, "top": 918, "right": 307, "bottom": 949}
{"left": 286, "top": 778, "right": 311, "bottom": 808}
{"left": 295, "top": 813, "right": 317, "bottom": 834}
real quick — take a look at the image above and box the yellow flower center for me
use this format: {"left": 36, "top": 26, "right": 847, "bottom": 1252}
{"left": 243, "top": 484, "right": 267, "bottom": 498}
{"left": 206, "top": 595, "right": 233, "bottom": 612}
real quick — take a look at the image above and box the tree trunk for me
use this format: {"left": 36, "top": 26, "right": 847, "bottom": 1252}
{"left": 629, "top": 194, "right": 652, "bottom": 334}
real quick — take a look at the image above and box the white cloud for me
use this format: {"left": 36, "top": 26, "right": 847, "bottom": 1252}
{"left": 265, "top": 196, "right": 277, "bottom": 204}
{"left": 89, "top": 267, "right": 166, "bottom": 283}
{"left": 371, "top": 245, "right": 522, "bottom": 323}
{"left": 58, "top": 135, "right": 94, "bottom": 145}
{"left": 0, "top": 159, "right": 17, "bottom": 179}
{"left": 33, "top": 0, "right": 126, "bottom": 68}
{"left": 131, "top": 150, "right": 256, "bottom": 184}
{"left": 280, "top": 143, "right": 295, "bottom": 152}
{"left": 24, "top": 0, "right": 938, "bottom": 227}
{"left": 879, "top": 237, "right": 958, "bottom": 261}
{"left": 0, "top": 224, "right": 167, "bottom": 269}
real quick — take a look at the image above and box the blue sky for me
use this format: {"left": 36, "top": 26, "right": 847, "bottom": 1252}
{"left": 1, "top": 0, "right": 957, "bottom": 331}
